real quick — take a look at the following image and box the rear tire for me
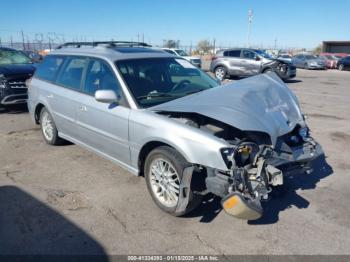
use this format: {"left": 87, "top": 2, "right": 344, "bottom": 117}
{"left": 39, "top": 107, "right": 63, "bottom": 145}
{"left": 214, "top": 66, "right": 227, "bottom": 81}
{"left": 144, "top": 146, "right": 202, "bottom": 216}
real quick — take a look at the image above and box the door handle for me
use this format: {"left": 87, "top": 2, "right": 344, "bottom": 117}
{"left": 47, "top": 94, "right": 53, "bottom": 98}
{"left": 78, "top": 105, "right": 87, "bottom": 112}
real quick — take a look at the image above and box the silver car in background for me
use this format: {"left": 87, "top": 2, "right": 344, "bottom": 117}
{"left": 28, "top": 41, "right": 323, "bottom": 220}
{"left": 293, "top": 54, "right": 327, "bottom": 69}
{"left": 210, "top": 48, "right": 296, "bottom": 81}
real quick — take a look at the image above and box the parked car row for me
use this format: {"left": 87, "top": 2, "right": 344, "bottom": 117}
{"left": 278, "top": 52, "right": 349, "bottom": 70}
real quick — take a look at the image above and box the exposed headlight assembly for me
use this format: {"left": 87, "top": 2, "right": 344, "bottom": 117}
{"left": 221, "top": 142, "right": 259, "bottom": 169}
{"left": 299, "top": 126, "right": 309, "bottom": 141}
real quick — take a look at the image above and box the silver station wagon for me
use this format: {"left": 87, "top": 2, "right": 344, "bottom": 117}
{"left": 28, "top": 41, "right": 323, "bottom": 220}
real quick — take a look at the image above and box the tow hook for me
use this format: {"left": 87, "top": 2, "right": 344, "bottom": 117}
{"left": 221, "top": 193, "right": 263, "bottom": 220}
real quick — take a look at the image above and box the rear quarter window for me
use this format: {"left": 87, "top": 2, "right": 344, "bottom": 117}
{"left": 34, "top": 55, "right": 64, "bottom": 82}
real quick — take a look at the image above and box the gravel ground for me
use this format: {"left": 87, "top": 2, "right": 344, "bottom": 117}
{"left": 0, "top": 69, "right": 350, "bottom": 255}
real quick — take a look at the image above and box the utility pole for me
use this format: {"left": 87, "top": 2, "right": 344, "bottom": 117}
{"left": 274, "top": 37, "right": 277, "bottom": 49}
{"left": 10, "top": 35, "right": 13, "bottom": 48}
{"left": 21, "top": 30, "right": 26, "bottom": 50}
{"left": 142, "top": 33, "right": 144, "bottom": 43}
{"left": 247, "top": 9, "right": 253, "bottom": 48}
{"left": 213, "top": 38, "right": 216, "bottom": 55}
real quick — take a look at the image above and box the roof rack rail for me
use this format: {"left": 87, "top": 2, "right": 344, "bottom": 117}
{"left": 56, "top": 41, "right": 152, "bottom": 49}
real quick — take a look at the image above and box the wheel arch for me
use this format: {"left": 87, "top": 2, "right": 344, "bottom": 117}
{"left": 138, "top": 140, "right": 190, "bottom": 176}
{"left": 34, "top": 103, "right": 46, "bottom": 124}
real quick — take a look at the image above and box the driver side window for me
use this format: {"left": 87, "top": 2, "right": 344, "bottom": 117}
{"left": 242, "top": 50, "right": 257, "bottom": 60}
{"left": 84, "top": 59, "right": 121, "bottom": 97}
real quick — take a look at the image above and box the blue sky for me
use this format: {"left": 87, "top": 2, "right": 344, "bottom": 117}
{"left": 1, "top": 0, "right": 349, "bottom": 49}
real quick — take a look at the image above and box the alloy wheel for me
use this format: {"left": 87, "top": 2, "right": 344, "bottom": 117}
{"left": 148, "top": 158, "right": 180, "bottom": 208}
{"left": 41, "top": 111, "right": 54, "bottom": 141}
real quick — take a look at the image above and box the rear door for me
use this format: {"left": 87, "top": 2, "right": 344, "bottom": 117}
{"left": 51, "top": 56, "right": 89, "bottom": 139}
{"left": 76, "top": 57, "right": 131, "bottom": 165}
{"left": 240, "top": 50, "right": 261, "bottom": 75}
{"left": 225, "top": 49, "right": 243, "bottom": 76}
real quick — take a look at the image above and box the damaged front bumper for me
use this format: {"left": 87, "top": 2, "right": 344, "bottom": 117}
{"left": 175, "top": 136, "right": 323, "bottom": 220}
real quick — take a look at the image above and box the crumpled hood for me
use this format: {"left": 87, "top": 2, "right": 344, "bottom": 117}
{"left": 151, "top": 73, "right": 303, "bottom": 145}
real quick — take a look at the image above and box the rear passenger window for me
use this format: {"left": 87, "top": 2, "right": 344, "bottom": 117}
{"left": 34, "top": 55, "right": 64, "bottom": 82}
{"left": 228, "top": 50, "right": 241, "bottom": 57}
{"left": 84, "top": 59, "right": 121, "bottom": 97}
{"left": 56, "top": 57, "right": 87, "bottom": 91}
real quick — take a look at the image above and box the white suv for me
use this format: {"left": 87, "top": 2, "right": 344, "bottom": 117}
{"left": 162, "top": 48, "right": 201, "bottom": 68}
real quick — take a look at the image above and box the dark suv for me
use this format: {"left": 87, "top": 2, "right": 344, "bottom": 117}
{"left": 210, "top": 48, "right": 296, "bottom": 81}
{"left": 0, "top": 47, "right": 36, "bottom": 108}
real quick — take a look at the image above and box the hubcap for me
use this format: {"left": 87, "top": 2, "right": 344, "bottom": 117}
{"left": 149, "top": 158, "right": 180, "bottom": 208}
{"left": 41, "top": 111, "right": 54, "bottom": 141}
{"left": 215, "top": 68, "right": 225, "bottom": 80}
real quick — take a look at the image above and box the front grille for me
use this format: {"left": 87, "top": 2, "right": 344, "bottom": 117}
{"left": 6, "top": 74, "right": 31, "bottom": 89}
{"left": 8, "top": 80, "right": 27, "bottom": 88}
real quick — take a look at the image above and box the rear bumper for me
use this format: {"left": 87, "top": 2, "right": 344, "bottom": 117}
{"left": 308, "top": 64, "right": 327, "bottom": 69}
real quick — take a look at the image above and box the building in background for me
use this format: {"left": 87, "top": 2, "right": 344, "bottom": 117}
{"left": 322, "top": 41, "right": 350, "bottom": 53}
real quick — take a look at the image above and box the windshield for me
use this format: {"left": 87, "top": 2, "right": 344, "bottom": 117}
{"left": 254, "top": 50, "right": 273, "bottom": 59}
{"left": 175, "top": 49, "right": 189, "bottom": 56}
{"left": 116, "top": 58, "right": 218, "bottom": 108}
{"left": 0, "top": 50, "right": 32, "bottom": 65}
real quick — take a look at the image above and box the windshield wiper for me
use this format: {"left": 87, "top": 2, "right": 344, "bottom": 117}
{"left": 137, "top": 92, "right": 176, "bottom": 100}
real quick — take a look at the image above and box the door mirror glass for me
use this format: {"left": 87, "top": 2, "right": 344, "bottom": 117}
{"left": 255, "top": 56, "right": 261, "bottom": 61}
{"left": 95, "top": 90, "right": 120, "bottom": 104}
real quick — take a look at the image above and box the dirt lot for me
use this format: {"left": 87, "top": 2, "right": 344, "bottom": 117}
{"left": 1, "top": 69, "right": 350, "bottom": 255}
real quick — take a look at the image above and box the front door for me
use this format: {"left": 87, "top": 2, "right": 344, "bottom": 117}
{"left": 76, "top": 58, "right": 131, "bottom": 165}
{"left": 241, "top": 50, "right": 262, "bottom": 75}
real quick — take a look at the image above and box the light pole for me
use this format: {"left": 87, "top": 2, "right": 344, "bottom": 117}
{"left": 247, "top": 9, "right": 253, "bottom": 48}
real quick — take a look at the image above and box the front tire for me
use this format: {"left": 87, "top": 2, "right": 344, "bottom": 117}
{"left": 214, "top": 66, "right": 227, "bottom": 81}
{"left": 338, "top": 64, "right": 344, "bottom": 71}
{"left": 304, "top": 63, "right": 309, "bottom": 69}
{"left": 144, "top": 146, "right": 201, "bottom": 216}
{"left": 40, "top": 107, "right": 63, "bottom": 145}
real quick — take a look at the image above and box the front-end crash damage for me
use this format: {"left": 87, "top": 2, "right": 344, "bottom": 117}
{"left": 151, "top": 73, "right": 323, "bottom": 220}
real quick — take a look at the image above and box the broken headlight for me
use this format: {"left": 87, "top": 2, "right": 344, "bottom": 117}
{"left": 298, "top": 126, "right": 309, "bottom": 141}
{"left": 221, "top": 143, "right": 259, "bottom": 169}
{"left": 220, "top": 148, "right": 235, "bottom": 169}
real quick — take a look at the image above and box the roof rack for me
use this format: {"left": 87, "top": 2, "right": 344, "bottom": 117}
{"left": 56, "top": 41, "right": 152, "bottom": 49}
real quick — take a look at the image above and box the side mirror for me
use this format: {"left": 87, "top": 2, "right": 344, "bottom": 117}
{"left": 95, "top": 90, "right": 120, "bottom": 104}
{"left": 255, "top": 56, "right": 261, "bottom": 61}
